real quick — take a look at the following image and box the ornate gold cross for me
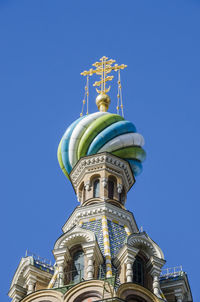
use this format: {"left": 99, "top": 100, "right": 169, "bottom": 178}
{"left": 81, "top": 56, "right": 127, "bottom": 94}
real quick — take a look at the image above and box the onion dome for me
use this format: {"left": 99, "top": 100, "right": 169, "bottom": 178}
{"left": 58, "top": 56, "right": 146, "bottom": 182}
{"left": 57, "top": 111, "right": 146, "bottom": 180}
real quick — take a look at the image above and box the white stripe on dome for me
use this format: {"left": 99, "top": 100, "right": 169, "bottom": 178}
{"left": 68, "top": 112, "right": 109, "bottom": 168}
{"left": 97, "top": 133, "right": 145, "bottom": 153}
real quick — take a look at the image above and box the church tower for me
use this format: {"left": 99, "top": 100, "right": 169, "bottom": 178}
{"left": 8, "top": 57, "right": 193, "bottom": 302}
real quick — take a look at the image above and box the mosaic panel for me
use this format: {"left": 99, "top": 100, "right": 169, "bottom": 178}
{"left": 81, "top": 219, "right": 127, "bottom": 259}
{"left": 81, "top": 219, "right": 104, "bottom": 255}
{"left": 107, "top": 220, "right": 127, "bottom": 258}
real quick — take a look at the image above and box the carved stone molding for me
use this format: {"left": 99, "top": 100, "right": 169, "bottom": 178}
{"left": 54, "top": 226, "right": 95, "bottom": 250}
{"left": 70, "top": 152, "right": 134, "bottom": 192}
{"left": 62, "top": 202, "right": 138, "bottom": 234}
{"left": 127, "top": 233, "right": 165, "bottom": 260}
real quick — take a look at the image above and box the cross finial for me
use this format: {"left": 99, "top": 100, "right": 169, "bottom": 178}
{"left": 81, "top": 56, "right": 127, "bottom": 94}
{"left": 81, "top": 56, "right": 127, "bottom": 112}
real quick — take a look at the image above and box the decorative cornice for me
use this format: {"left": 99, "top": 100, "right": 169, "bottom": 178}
{"left": 147, "top": 256, "right": 166, "bottom": 273}
{"left": 113, "top": 244, "right": 139, "bottom": 267}
{"left": 8, "top": 284, "right": 27, "bottom": 299}
{"left": 23, "top": 265, "right": 52, "bottom": 281}
{"left": 53, "top": 247, "right": 70, "bottom": 265}
{"left": 70, "top": 152, "right": 134, "bottom": 192}
{"left": 82, "top": 241, "right": 103, "bottom": 264}
{"left": 62, "top": 202, "right": 138, "bottom": 234}
{"left": 9, "top": 257, "right": 33, "bottom": 289}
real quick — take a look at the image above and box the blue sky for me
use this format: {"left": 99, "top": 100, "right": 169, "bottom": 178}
{"left": 0, "top": 0, "right": 200, "bottom": 301}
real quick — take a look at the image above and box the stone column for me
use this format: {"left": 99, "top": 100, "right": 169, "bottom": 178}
{"left": 152, "top": 273, "right": 160, "bottom": 296}
{"left": 117, "top": 183, "right": 123, "bottom": 193}
{"left": 53, "top": 247, "right": 69, "bottom": 288}
{"left": 113, "top": 245, "right": 138, "bottom": 284}
{"left": 83, "top": 241, "right": 103, "bottom": 281}
{"left": 87, "top": 256, "right": 94, "bottom": 280}
{"left": 148, "top": 256, "right": 165, "bottom": 299}
{"left": 149, "top": 266, "right": 162, "bottom": 298}
{"left": 101, "top": 177, "right": 108, "bottom": 201}
{"left": 58, "top": 264, "right": 64, "bottom": 287}
{"left": 26, "top": 277, "right": 36, "bottom": 295}
{"left": 126, "top": 261, "right": 133, "bottom": 282}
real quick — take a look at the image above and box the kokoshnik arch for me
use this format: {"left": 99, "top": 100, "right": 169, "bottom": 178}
{"left": 8, "top": 57, "right": 193, "bottom": 302}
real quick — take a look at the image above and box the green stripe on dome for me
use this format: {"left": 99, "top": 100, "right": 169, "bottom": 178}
{"left": 111, "top": 146, "right": 146, "bottom": 162}
{"left": 77, "top": 114, "right": 124, "bottom": 160}
{"left": 57, "top": 139, "right": 70, "bottom": 179}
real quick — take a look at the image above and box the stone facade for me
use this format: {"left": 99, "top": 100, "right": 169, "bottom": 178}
{"left": 8, "top": 154, "right": 193, "bottom": 302}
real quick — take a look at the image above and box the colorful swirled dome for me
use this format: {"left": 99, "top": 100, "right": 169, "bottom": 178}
{"left": 58, "top": 111, "right": 146, "bottom": 180}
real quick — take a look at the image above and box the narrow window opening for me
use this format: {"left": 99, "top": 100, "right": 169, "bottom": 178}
{"left": 72, "top": 250, "right": 84, "bottom": 283}
{"left": 93, "top": 179, "right": 100, "bottom": 198}
{"left": 108, "top": 180, "right": 114, "bottom": 199}
{"left": 82, "top": 186, "right": 85, "bottom": 203}
{"left": 133, "top": 257, "right": 144, "bottom": 286}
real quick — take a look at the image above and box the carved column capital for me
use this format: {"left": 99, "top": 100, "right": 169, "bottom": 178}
{"left": 53, "top": 247, "right": 71, "bottom": 265}
{"left": 82, "top": 241, "right": 103, "bottom": 280}
{"left": 117, "top": 183, "right": 123, "bottom": 193}
{"left": 85, "top": 181, "right": 91, "bottom": 191}
{"left": 148, "top": 258, "right": 164, "bottom": 299}
{"left": 102, "top": 177, "right": 108, "bottom": 188}
{"left": 26, "top": 275, "right": 37, "bottom": 295}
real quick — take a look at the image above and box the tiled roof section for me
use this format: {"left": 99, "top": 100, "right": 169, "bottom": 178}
{"left": 33, "top": 259, "right": 54, "bottom": 275}
{"left": 81, "top": 219, "right": 104, "bottom": 255}
{"left": 81, "top": 219, "right": 127, "bottom": 259}
{"left": 107, "top": 220, "right": 127, "bottom": 258}
{"left": 160, "top": 275, "right": 183, "bottom": 282}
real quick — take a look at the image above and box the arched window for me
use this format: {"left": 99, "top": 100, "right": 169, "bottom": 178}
{"left": 133, "top": 257, "right": 144, "bottom": 286}
{"left": 108, "top": 180, "right": 114, "bottom": 199}
{"left": 93, "top": 179, "right": 100, "bottom": 198}
{"left": 72, "top": 250, "right": 84, "bottom": 283}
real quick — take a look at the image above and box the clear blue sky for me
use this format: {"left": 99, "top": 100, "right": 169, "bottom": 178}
{"left": 1, "top": 0, "right": 200, "bottom": 301}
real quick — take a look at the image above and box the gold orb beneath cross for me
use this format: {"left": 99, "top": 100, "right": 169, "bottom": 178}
{"left": 96, "top": 93, "right": 111, "bottom": 112}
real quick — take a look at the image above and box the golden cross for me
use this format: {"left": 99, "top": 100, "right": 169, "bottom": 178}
{"left": 81, "top": 56, "right": 127, "bottom": 94}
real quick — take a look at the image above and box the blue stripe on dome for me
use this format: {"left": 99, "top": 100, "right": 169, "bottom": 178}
{"left": 126, "top": 159, "right": 143, "bottom": 176}
{"left": 87, "top": 120, "right": 137, "bottom": 155}
{"left": 61, "top": 116, "right": 86, "bottom": 174}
